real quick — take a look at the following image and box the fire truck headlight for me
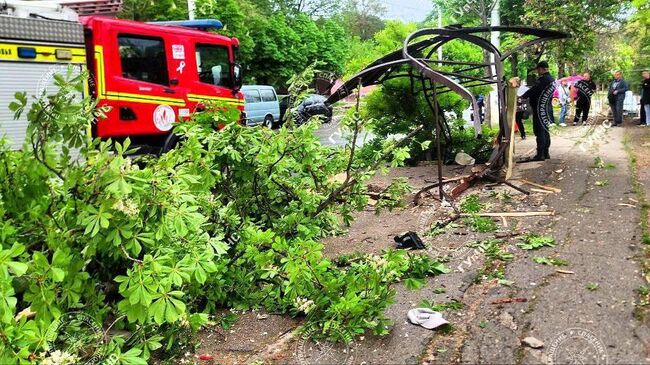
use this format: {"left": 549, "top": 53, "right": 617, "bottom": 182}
{"left": 55, "top": 49, "right": 73, "bottom": 60}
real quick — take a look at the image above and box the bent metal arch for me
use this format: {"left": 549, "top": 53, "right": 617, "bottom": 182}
{"left": 326, "top": 25, "right": 568, "bottom": 200}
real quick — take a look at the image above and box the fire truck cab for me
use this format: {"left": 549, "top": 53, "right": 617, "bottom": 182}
{"left": 0, "top": 1, "right": 244, "bottom": 151}
{"left": 83, "top": 17, "right": 244, "bottom": 150}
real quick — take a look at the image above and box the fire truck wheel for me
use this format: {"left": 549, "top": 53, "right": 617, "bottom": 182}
{"left": 160, "top": 133, "right": 181, "bottom": 155}
{"left": 263, "top": 115, "right": 275, "bottom": 129}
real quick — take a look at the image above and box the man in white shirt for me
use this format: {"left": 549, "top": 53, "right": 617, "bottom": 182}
{"left": 557, "top": 80, "right": 570, "bottom": 127}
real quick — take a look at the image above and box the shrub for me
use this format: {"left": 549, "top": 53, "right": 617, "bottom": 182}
{"left": 0, "top": 71, "right": 447, "bottom": 363}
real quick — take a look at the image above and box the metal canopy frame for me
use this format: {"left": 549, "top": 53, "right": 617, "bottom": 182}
{"left": 326, "top": 25, "right": 568, "bottom": 200}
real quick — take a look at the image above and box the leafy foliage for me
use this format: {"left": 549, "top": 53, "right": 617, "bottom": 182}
{"left": 533, "top": 256, "right": 568, "bottom": 267}
{"left": 517, "top": 234, "right": 556, "bottom": 250}
{"left": 463, "top": 216, "right": 498, "bottom": 233}
{"left": 460, "top": 194, "right": 484, "bottom": 214}
{"left": 0, "top": 71, "right": 449, "bottom": 362}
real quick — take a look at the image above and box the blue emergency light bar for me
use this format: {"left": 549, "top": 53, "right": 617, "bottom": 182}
{"left": 148, "top": 19, "right": 223, "bottom": 31}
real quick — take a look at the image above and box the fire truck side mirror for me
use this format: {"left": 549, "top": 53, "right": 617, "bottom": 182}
{"left": 233, "top": 64, "right": 243, "bottom": 92}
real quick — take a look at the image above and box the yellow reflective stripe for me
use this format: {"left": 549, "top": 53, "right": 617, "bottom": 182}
{"left": 94, "top": 45, "right": 106, "bottom": 98}
{"left": 106, "top": 91, "right": 185, "bottom": 106}
{"left": 103, "top": 94, "right": 186, "bottom": 107}
{"left": 187, "top": 93, "right": 244, "bottom": 105}
{"left": 0, "top": 42, "right": 85, "bottom": 63}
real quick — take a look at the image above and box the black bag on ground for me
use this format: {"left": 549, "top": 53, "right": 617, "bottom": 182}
{"left": 394, "top": 231, "right": 426, "bottom": 250}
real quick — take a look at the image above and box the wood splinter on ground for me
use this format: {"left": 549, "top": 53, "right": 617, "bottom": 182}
{"left": 491, "top": 297, "right": 528, "bottom": 304}
{"left": 556, "top": 269, "right": 575, "bottom": 275}
{"left": 514, "top": 179, "right": 562, "bottom": 193}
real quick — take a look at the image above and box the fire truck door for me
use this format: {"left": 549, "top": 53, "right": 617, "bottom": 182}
{"left": 106, "top": 32, "right": 187, "bottom": 137}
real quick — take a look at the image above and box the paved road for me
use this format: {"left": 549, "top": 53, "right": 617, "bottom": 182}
{"left": 314, "top": 116, "right": 375, "bottom": 147}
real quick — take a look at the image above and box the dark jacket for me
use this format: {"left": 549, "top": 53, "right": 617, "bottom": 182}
{"left": 641, "top": 78, "right": 650, "bottom": 105}
{"left": 522, "top": 72, "right": 555, "bottom": 108}
{"left": 608, "top": 79, "right": 629, "bottom": 100}
{"left": 574, "top": 79, "right": 596, "bottom": 103}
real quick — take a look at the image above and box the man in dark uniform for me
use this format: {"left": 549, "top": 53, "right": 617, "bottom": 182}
{"left": 572, "top": 72, "right": 597, "bottom": 126}
{"left": 608, "top": 71, "right": 629, "bottom": 126}
{"left": 523, "top": 61, "right": 556, "bottom": 161}
{"left": 641, "top": 70, "right": 650, "bottom": 126}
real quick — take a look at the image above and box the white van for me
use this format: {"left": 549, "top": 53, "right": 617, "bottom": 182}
{"left": 242, "top": 85, "right": 281, "bottom": 128}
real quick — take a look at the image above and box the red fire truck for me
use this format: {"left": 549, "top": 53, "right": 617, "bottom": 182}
{"left": 0, "top": 2, "right": 244, "bottom": 152}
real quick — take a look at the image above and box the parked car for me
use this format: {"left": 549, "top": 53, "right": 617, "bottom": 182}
{"left": 242, "top": 85, "right": 281, "bottom": 128}
{"left": 295, "top": 94, "right": 333, "bottom": 124}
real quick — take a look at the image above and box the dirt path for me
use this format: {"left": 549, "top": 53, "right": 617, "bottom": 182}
{"left": 192, "top": 122, "right": 650, "bottom": 364}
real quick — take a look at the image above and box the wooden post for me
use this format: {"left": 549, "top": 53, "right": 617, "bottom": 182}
{"left": 505, "top": 78, "right": 519, "bottom": 180}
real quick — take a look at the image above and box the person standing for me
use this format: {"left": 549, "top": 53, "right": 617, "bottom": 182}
{"left": 515, "top": 82, "right": 531, "bottom": 139}
{"left": 557, "top": 80, "right": 570, "bottom": 127}
{"left": 523, "top": 61, "right": 556, "bottom": 161}
{"left": 641, "top": 70, "right": 650, "bottom": 126}
{"left": 608, "top": 71, "right": 629, "bottom": 126}
{"left": 573, "top": 72, "right": 596, "bottom": 126}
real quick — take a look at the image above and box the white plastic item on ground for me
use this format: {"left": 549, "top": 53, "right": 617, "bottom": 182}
{"left": 455, "top": 152, "right": 476, "bottom": 166}
{"left": 407, "top": 308, "right": 449, "bottom": 330}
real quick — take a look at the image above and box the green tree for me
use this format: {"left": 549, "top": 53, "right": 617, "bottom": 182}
{"left": 341, "top": 0, "right": 386, "bottom": 40}
{"left": 522, "top": 0, "right": 628, "bottom": 77}
{"left": 119, "top": 0, "right": 188, "bottom": 21}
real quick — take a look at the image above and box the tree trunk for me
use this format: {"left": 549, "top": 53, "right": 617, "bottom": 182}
{"left": 558, "top": 62, "right": 566, "bottom": 78}
{"left": 511, "top": 53, "right": 519, "bottom": 78}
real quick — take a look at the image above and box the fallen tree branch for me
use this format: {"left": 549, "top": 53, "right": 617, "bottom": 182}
{"left": 314, "top": 125, "right": 425, "bottom": 216}
{"left": 414, "top": 175, "right": 470, "bottom": 205}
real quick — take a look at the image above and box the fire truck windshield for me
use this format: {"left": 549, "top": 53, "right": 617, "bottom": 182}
{"left": 195, "top": 44, "right": 231, "bottom": 88}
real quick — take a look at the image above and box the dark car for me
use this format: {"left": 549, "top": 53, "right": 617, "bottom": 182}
{"left": 295, "top": 94, "right": 333, "bottom": 124}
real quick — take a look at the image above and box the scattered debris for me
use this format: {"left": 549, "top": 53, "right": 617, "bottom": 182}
{"left": 618, "top": 203, "right": 636, "bottom": 208}
{"left": 499, "top": 311, "right": 518, "bottom": 331}
{"left": 256, "top": 313, "right": 269, "bottom": 320}
{"left": 595, "top": 179, "right": 609, "bottom": 187}
{"left": 455, "top": 152, "right": 476, "bottom": 166}
{"left": 460, "top": 211, "right": 555, "bottom": 218}
{"left": 556, "top": 269, "right": 575, "bottom": 275}
{"left": 407, "top": 308, "right": 449, "bottom": 330}
{"left": 394, "top": 232, "right": 426, "bottom": 250}
{"left": 531, "top": 188, "right": 556, "bottom": 194}
{"left": 199, "top": 354, "right": 215, "bottom": 361}
{"left": 491, "top": 297, "right": 528, "bottom": 305}
{"left": 587, "top": 282, "right": 600, "bottom": 291}
{"left": 521, "top": 336, "right": 544, "bottom": 349}
{"left": 515, "top": 179, "right": 562, "bottom": 193}
{"left": 517, "top": 234, "right": 556, "bottom": 250}
{"left": 533, "top": 256, "right": 568, "bottom": 267}
{"left": 495, "top": 231, "right": 524, "bottom": 239}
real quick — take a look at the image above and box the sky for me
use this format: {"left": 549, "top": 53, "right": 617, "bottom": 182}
{"left": 379, "top": 0, "right": 434, "bottom": 22}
